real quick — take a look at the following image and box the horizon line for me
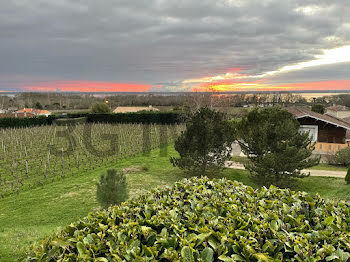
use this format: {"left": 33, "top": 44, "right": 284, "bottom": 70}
{"left": 1, "top": 90, "right": 350, "bottom": 95}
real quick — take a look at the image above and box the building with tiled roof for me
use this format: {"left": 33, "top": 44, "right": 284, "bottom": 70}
{"left": 113, "top": 105, "right": 159, "bottom": 113}
{"left": 15, "top": 108, "right": 51, "bottom": 116}
{"left": 326, "top": 105, "right": 350, "bottom": 119}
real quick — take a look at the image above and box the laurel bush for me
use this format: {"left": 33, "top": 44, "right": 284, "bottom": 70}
{"left": 23, "top": 177, "right": 350, "bottom": 261}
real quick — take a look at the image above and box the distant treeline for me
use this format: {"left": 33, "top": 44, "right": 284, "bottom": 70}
{"left": 0, "top": 92, "right": 316, "bottom": 111}
{"left": 0, "top": 112, "right": 184, "bottom": 128}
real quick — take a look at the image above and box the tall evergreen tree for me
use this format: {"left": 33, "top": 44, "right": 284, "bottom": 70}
{"left": 170, "top": 107, "right": 235, "bottom": 176}
{"left": 237, "top": 107, "right": 319, "bottom": 188}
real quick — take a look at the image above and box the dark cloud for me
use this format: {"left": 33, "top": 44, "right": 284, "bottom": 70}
{"left": 0, "top": 0, "right": 349, "bottom": 90}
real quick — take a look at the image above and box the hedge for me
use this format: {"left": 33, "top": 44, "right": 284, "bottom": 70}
{"left": 0, "top": 112, "right": 183, "bottom": 128}
{"left": 84, "top": 112, "right": 183, "bottom": 124}
{"left": 53, "top": 117, "right": 88, "bottom": 126}
{"left": 22, "top": 177, "right": 350, "bottom": 261}
{"left": 0, "top": 116, "right": 54, "bottom": 128}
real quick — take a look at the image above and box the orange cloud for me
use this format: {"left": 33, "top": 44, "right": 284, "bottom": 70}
{"left": 272, "top": 80, "right": 350, "bottom": 91}
{"left": 191, "top": 77, "right": 266, "bottom": 92}
{"left": 191, "top": 79, "right": 350, "bottom": 92}
{"left": 184, "top": 68, "right": 249, "bottom": 85}
{"left": 22, "top": 80, "right": 151, "bottom": 92}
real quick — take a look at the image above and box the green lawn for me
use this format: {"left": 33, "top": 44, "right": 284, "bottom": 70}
{"left": 308, "top": 163, "right": 348, "bottom": 172}
{"left": 231, "top": 156, "right": 349, "bottom": 172}
{"left": 1, "top": 147, "right": 350, "bottom": 261}
{"left": 230, "top": 155, "right": 251, "bottom": 165}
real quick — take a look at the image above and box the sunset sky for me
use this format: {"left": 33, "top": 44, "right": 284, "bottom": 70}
{"left": 0, "top": 0, "right": 349, "bottom": 92}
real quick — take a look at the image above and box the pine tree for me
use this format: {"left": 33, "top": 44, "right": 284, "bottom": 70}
{"left": 237, "top": 107, "right": 319, "bottom": 188}
{"left": 96, "top": 169, "right": 128, "bottom": 208}
{"left": 345, "top": 168, "right": 350, "bottom": 184}
{"left": 170, "top": 107, "right": 235, "bottom": 176}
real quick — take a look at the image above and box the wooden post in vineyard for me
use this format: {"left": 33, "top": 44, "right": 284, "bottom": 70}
{"left": 142, "top": 124, "right": 151, "bottom": 156}
{"left": 47, "top": 151, "right": 51, "bottom": 168}
{"left": 25, "top": 160, "right": 29, "bottom": 178}
{"left": 160, "top": 125, "right": 168, "bottom": 157}
{"left": 61, "top": 147, "right": 65, "bottom": 178}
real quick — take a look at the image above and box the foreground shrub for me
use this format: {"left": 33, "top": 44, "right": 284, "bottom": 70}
{"left": 96, "top": 169, "right": 128, "bottom": 208}
{"left": 334, "top": 147, "right": 350, "bottom": 166}
{"left": 23, "top": 177, "right": 350, "bottom": 261}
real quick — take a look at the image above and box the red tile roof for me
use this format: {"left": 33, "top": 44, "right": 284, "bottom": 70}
{"left": 16, "top": 108, "right": 34, "bottom": 113}
{"left": 16, "top": 108, "right": 51, "bottom": 115}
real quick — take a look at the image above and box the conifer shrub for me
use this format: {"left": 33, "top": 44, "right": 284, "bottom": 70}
{"left": 345, "top": 168, "right": 350, "bottom": 184}
{"left": 23, "top": 177, "right": 350, "bottom": 261}
{"left": 96, "top": 169, "right": 128, "bottom": 208}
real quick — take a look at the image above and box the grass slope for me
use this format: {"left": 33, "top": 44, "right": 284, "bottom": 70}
{"left": 1, "top": 147, "right": 350, "bottom": 261}
{"left": 0, "top": 148, "right": 187, "bottom": 261}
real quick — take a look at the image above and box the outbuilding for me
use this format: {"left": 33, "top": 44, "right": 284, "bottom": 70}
{"left": 287, "top": 107, "right": 350, "bottom": 154}
{"left": 326, "top": 105, "right": 350, "bottom": 119}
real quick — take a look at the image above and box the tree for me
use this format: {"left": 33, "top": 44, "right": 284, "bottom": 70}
{"left": 311, "top": 104, "right": 325, "bottom": 114}
{"left": 170, "top": 107, "right": 235, "bottom": 176}
{"left": 345, "top": 168, "right": 350, "bottom": 184}
{"left": 52, "top": 102, "right": 61, "bottom": 109}
{"left": 237, "top": 107, "right": 319, "bottom": 188}
{"left": 90, "top": 102, "right": 111, "bottom": 114}
{"left": 334, "top": 147, "right": 350, "bottom": 166}
{"left": 96, "top": 169, "right": 128, "bottom": 208}
{"left": 34, "top": 102, "right": 43, "bottom": 109}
